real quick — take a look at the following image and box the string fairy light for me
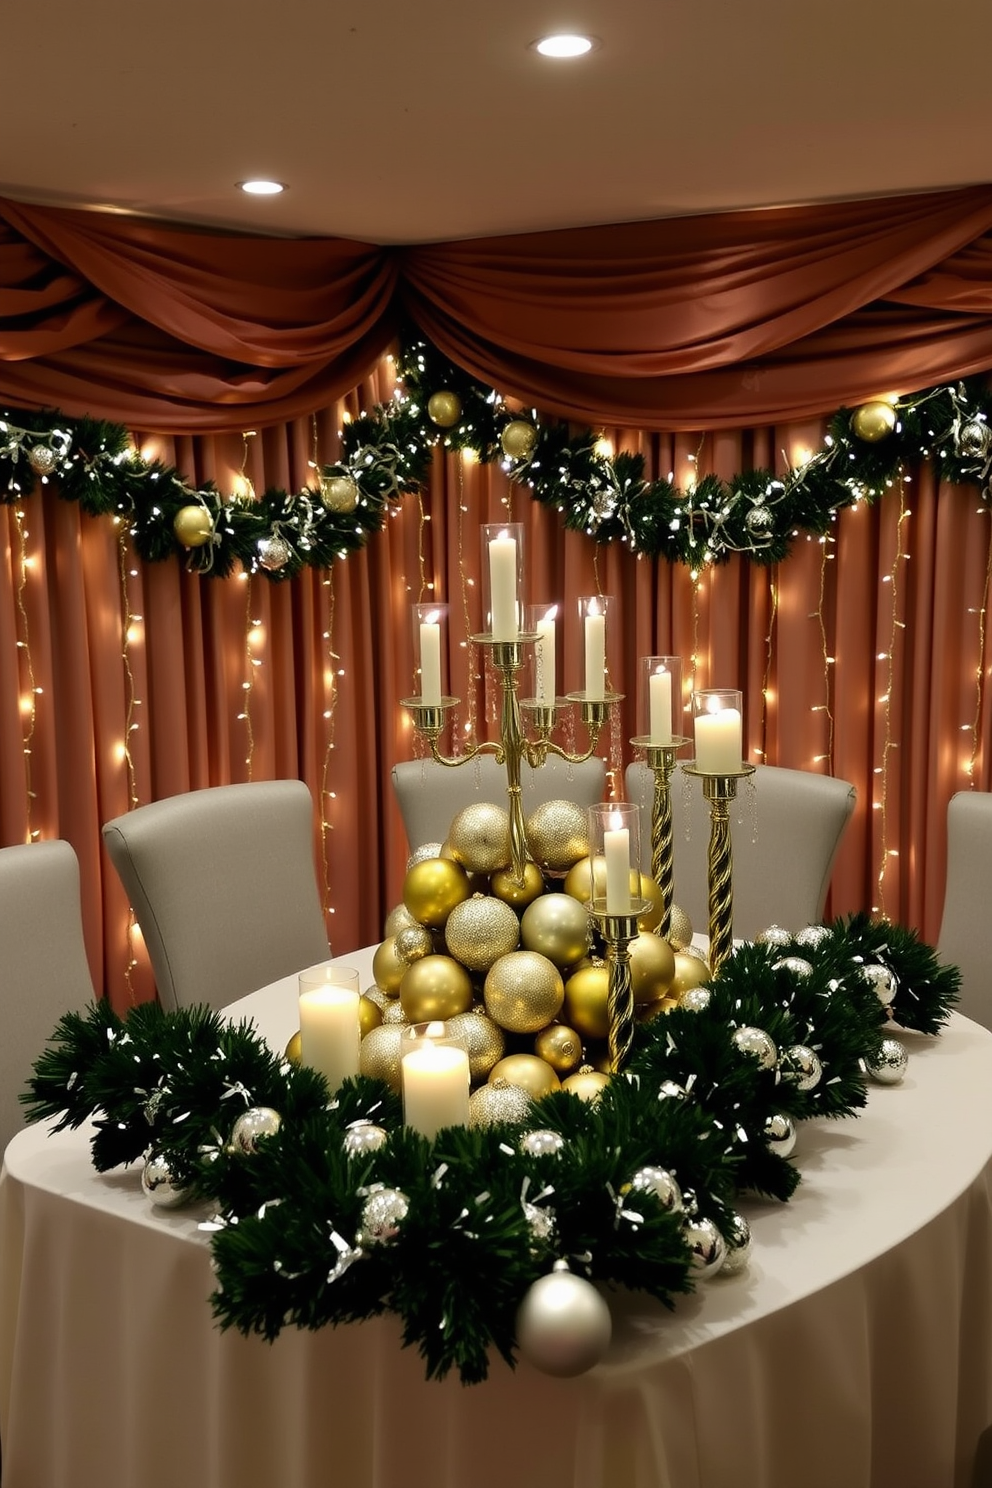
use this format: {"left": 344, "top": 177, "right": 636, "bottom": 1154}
{"left": 455, "top": 458, "right": 479, "bottom": 746}
{"left": 872, "top": 484, "right": 911, "bottom": 918}
{"left": 755, "top": 570, "right": 779, "bottom": 762}
{"left": 11, "top": 505, "right": 40, "bottom": 842}
{"left": 239, "top": 574, "right": 257, "bottom": 775}
{"left": 809, "top": 536, "right": 837, "bottom": 774}
{"left": 116, "top": 522, "right": 144, "bottom": 1002}
{"left": 318, "top": 570, "right": 339, "bottom": 933}
{"left": 963, "top": 509, "right": 992, "bottom": 784}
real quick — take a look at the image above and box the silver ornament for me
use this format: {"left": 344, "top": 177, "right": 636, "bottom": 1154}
{"left": 515, "top": 1262, "right": 612, "bottom": 1377}
{"left": 257, "top": 535, "right": 291, "bottom": 571}
{"left": 684, "top": 1217, "right": 727, "bottom": 1277}
{"left": 629, "top": 1165, "right": 683, "bottom": 1214}
{"left": 794, "top": 924, "right": 831, "bottom": 949}
{"left": 772, "top": 956, "right": 814, "bottom": 979}
{"left": 732, "top": 1025, "right": 779, "bottom": 1070}
{"left": 862, "top": 963, "right": 898, "bottom": 1007}
{"left": 745, "top": 504, "right": 773, "bottom": 534}
{"left": 28, "top": 444, "right": 58, "bottom": 476}
{"left": 680, "top": 1186, "right": 699, "bottom": 1217}
{"left": 657, "top": 1079, "right": 687, "bottom": 1101}
{"left": 867, "top": 1037, "right": 908, "bottom": 1085}
{"left": 780, "top": 1043, "right": 823, "bottom": 1091}
{"left": 958, "top": 419, "right": 991, "bottom": 458}
{"left": 342, "top": 1121, "right": 389, "bottom": 1158}
{"left": 523, "top": 1201, "right": 556, "bottom": 1244}
{"left": 519, "top": 1128, "right": 565, "bottom": 1158}
{"left": 406, "top": 842, "right": 445, "bottom": 869}
{"left": 764, "top": 1112, "right": 797, "bottom": 1158}
{"left": 755, "top": 924, "right": 792, "bottom": 948}
{"left": 229, "top": 1106, "right": 283, "bottom": 1154}
{"left": 680, "top": 986, "right": 711, "bottom": 1013}
{"left": 141, "top": 1153, "right": 193, "bottom": 1208}
{"left": 720, "top": 1212, "right": 752, "bottom": 1276}
{"left": 358, "top": 1186, "right": 409, "bottom": 1245}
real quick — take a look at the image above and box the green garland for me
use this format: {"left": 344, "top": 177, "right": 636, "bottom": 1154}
{"left": 23, "top": 914, "right": 958, "bottom": 1385}
{"left": 1, "top": 348, "right": 991, "bottom": 576}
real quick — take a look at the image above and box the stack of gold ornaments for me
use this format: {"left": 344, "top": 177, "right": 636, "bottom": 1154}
{"left": 290, "top": 798, "right": 711, "bottom": 1124}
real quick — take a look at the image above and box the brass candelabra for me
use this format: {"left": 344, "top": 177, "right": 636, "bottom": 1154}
{"left": 629, "top": 736, "right": 690, "bottom": 938}
{"left": 682, "top": 764, "right": 755, "bottom": 974}
{"left": 587, "top": 900, "right": 650, "bottom": 1073}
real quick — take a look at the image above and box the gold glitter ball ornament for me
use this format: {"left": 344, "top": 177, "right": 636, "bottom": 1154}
{"left": 484, "top": 950, "right": 565, "bottom": 1033}
{"left": 500, "top": 420, "right": 538, "bottom": 460}
{"left": 444, "top": 895, "right": 520, "bottom": 972}
{"left": 562, "top": 963, "right": 610, "bottom": 1041}
{"left": 525, "top": 800, "right": 590, "bottom": 874}
{"left": 533, "top": 1022, "right": 583, "bottom": 1075}
{"left": 28, "top": 445, "right": 58, "bottom": 476}
{"left": 371, "top": 937, "right": 408, "bottom": 996}
{"left": 363, "top": 986, "right": 391, "bottom": 1011}
{"left": 520, "top": 892, "right": 590, "bottom": 969}
{"left": 852, "top": 400, "right": 896, "bottom": 443}
{"left": 384, "top": 902, "right": 419, "bottom": 937}
{"left": 381, "top": 1000, "right": 409, "bottom": 1025}
{"left": 629, "top": 931, "right": 676, "bottom": 1004}
{"left": 489, "top": 1053, "right": 561, "bottom": 1100}
{"left": 671, "top": 950, "right": 712, "bottom": 999}
{"left": 447, "top": 1009, "right": 506, "bottom": 1081}
{"left": 561, "top": 1069, "right": 610, "bottom": 1103}
{"left": 667, "top": 904, "right": 694, "bottom": 952}
{"left": 358, "top": 1024, "right": 405, "bottom": 1092}
{"left": 403, "top": 857, "right": 471, "bottom": 928}
{"left": 394, "top": 925, "right": 434, "bottom": 964}
{"left": 172, "top": 505, "right": 214, "bottom": 548}
{"left": 446, "top": 802, "right": 512, "bottom": 875}
{"left": 469, "top": 1079, "right": 533, "bottom": 1128}
{"left": 359, "top": 995, "right": 384, "bottom": 1036}
{"left": 406, "top": 842, "right": 445, "bottom": 870}
{"left": 319, "top": 473, "right": 359, "bottom": 512}
{"left": 400, "top": 954, "right": 474, "bottom": 1022}
{"left": 427, "top": 390, "right": 462, "bottom": 428}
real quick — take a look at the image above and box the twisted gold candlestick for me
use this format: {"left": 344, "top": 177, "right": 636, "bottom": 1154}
{"left": 588, "top": 900, "right": 649, "bottom": 1072}
{"left": 682, "top": 764, "right": 756, "bottom": 974}
{"left": 630, "top": 737, "right": 690, "bottom": 938}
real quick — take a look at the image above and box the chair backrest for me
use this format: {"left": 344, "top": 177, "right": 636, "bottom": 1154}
{"left": 0, "top": 840, "right": 96, "bottom": 1157}
{"left": 937, "top": 791, "right": 992, "bottom": 1029}
{"left": 392, "top": 755, "right": 607, "bottom": 853}
{"left": 626, "top": 761, "right": 856, "bottom": 942}
{"left": 102, "top": 781, "right": 330, "bottom": 1013}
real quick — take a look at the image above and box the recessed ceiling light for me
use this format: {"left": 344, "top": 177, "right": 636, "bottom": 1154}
{"left": 533, "top": 33, "right": 595, "bottom": 58}
{"left": 238, "top": 180, "right": 286, "bottom": 196}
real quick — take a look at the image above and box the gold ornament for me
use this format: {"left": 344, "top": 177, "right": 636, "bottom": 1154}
{"left": 446, "top": 802, "right": 512, "bottom": 875}
{"left": 427, "top": 390, "right": 462, "bottom": 428}
{"left": 635, "top": 877, "right": 666, "bottom": 933}
{"left": 284, "top": 1030, "right": 302, "bottom": 1064}
{"left": 319, "top": 473, "right": 359, "bottom": 512}
{"left": 400, "top": 954, "right": 474, "bottom": 1022}
{"left": 371, "top": 937, "right": 408, "bottom": 995}
{"left": 484, "top": 950, "right": 564, "bottom": 1033}
{"left": 28, "top": 445, "right": 58, "bottom": 476}
{"left": 403, "top": 857, "right": 471, "bottom": 928}
{"left": 525, "top": 800, "right": 590, "bottom": 874}
{"left": 637, "top": 995, "right": 677, "bottom": 1022}
{"left": 500, "top": 420, "right": 538, "bottom": 460}
{"left": 562, "top": 963, "right": 610, "bottom": 1041}
{"left": 406, "top": 842, "right": 445, "bottom": 870}
{"left": 667, "top": 904, "right": 693, "bottom": 952}
{"left": 382, "top": 999, "right": 409, "bottom": 1025}
{"left": 359, "top": 1025, "right": 405, "bottom": 1092}
{"left": 520, "top": 892, "right": 590, "bottom": 969}
{"left": 384, "top": 902, "right": 418, "bottom": 937}
{"left": 489, "top": 1053, "right": 561, "bottom": 1100}
{"left": 852, "top": 401, "right": 897, "bottom": 443}
{"left": 394, "top": 925, "right": 434, "bottom": 964}
{"left": 172, "top": 505, "right": 214, "bottom": 548}
{"left": 468, "top": 1079, "right": 533, "bottom": 1127}
{"left": 359, "top": 995, "right": 383, "bottom": 1036}
{"left": 363, "top": 985, "right": 390, "bottom": 1010}
{"left": 491, "top": 860, "right": 545, "bottom": 909}
{"left": 563, "top": 857, "right": 659, "bottom": 929}
{"left": 444, "top": 894, "right": 520, "bottom": 972}
{"left": 561, "top": 1069, "right": 610, "bottom": 1103}
{"left": 534, "top": 1022, "right": 583, "bottom": 1075}
{"left": 447, "top": 1009, "right": 506, "bottom": 1081}
{"left": 629, "top": 931, "right": 676, "bottom": 1004}
{"left": 671, "top": 950, "right": 712, "bottom": 999}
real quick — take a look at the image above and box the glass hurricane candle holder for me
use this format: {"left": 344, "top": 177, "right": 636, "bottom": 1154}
{"left": 585, "top": 804, "right": 649, "bottom": 1075}
{"left": 298, "top": 963, "right": 361, "bottom": 1093}
{"left": 400, "top": 1021, "right": 471, "bottom": 1139}
{"left": 691, "top": 689, "right": 743, "bottom": 775}
{"left": 481, "top": 523, "right": 524, "bottom": 641}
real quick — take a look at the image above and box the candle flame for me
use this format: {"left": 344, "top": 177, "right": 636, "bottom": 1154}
{"left": 587, "top": 597, "right": 602, "bottom": 618}
{"left": 424, "top": 610, "right": 441, "bottom": 626}
{"left": 609, "top": 810, "right": 624, "bottom": 832}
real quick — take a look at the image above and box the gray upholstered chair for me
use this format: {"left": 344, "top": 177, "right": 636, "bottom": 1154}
{"left": 625, "top": 761, "right": 856, "bottom": 942}
{"left": 102, "top": 781, "right": 330, "bottom": 1013}
{"left": 0, "top": 840, "right": 96, "bottom": 1157}
{"left": 937, "top": 790, "right": 992, "bottom": 1030}
{"left": 392, "top": 754, "right": 607, "bottom": 852}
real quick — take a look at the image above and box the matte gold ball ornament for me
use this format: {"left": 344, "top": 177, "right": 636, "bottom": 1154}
{"left": 671, "top": 950, "right": 712, "bottom": 999}
{"left": 371, "top": 937, "right": 408, "bottom": 996}
{"left": 427, "top": 390, "right": 462, "bottom": 428}
{"left": 534, "top": 1022, "right": 583, "bottom": 1075}
{"left": 403, "top": 857, "right": 471, "bottom": 928}
{"left": 561, "top": 1069, "right": 610, "bottom": 1102}
{"left": 520, "top": 892, "right": 590, "bottom": 969}
{"left": 319, "top": 472, "right": 359, "bottom": 512}
{"left": 399, "top": 954, "right": 474, "bottom": 1022}
{"left": 484, "top": 950, "right": 564, "bottom": 1033}
{"left": 446, "top": 802, "right": 512, "bottom": 875}
{"left": 629, "top": 931, "right": 676, "bottom": 1004}
{"left": 284, "top": 1030, "right": 302, "bottom": 1064}
{"left": 358, "top": 995, "right": 384, "bottom": 1036}
{"left": 563, "top": 858, "right": 658, "bottom": 929}
{"left": 852, "top": 400, "right": 897, "bottom": 443}
{"left": 491, "top": 860, "right": 545, "bottom": 910}
{"left": 488, "top": 1053, "right": 561, "bottom": 1100}
{"left": 173, "top": 504, "right": 214, "bottom": 548}
{"left": 562, "top": 962, "right": 610, "bottom": 1041}
{"left": 500, "top": 420, "right": 538, "bottom": 460}
{"left": 525, "top": 800, "right": 590, "bottom": 874}
{"left": 444, "top": 894, "right": 520, "bottom": 971}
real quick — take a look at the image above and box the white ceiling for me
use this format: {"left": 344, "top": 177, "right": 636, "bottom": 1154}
{"left": 4, "top": 0, "right": 992, "bottom": 245}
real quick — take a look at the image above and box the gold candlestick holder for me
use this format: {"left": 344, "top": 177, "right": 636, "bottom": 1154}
{"left": 630, "top": 736, "right": 690, "bottom": 939}
{"left": 682, "top": 763, "right": 756, "bottom": 974}
{"left": 404, "top": 639, "right": 621, "bottom": 885}
{"left": 588, "top": 900, "right": 649, "bottom": 1073}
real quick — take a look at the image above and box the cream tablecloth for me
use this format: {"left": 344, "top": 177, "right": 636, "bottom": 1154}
{"left": 3, "top": 954, "right": 992, "bottom": 1488}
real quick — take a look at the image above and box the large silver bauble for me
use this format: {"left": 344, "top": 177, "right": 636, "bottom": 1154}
{"left": 755, "top": 924, "right": 792, "bottom": 949}
{"left": 519, "top": 1128, "right": 565, "bottom": 1159}
{"left": 680, "top": 986, "right": 711, "bottom": 1013}
{"left": 629, "top": 1165, "right": 683, "bottom": 1214}
{"left": 358, "top": 1186, "right": 409, "bottom": 1245}
{"left": 772, "top": 956, "right": 814, "bottom": 979}
{"left": 28, "top": 444, "right": 58, "bottom": 476}
{"left": 141, "top": 1153, "right": 192, "bottom": 1208}
{"left": 958, "top": 419, "right": 991, "bottom": 458}
{"left": 764, "top": 1112, "right": 797, "bottom": 1158}
{"left": 780, "top": 1043, "right": 823, "bottom": 1091}
{"left": 732, "top": 1026, "right": 778, "bottom": 1070}
{"left": 867, "top": 1037, "right": 908, "bottom": 1085}
{"left": 720, "top": 1212, "right": 753, "bottom": 1276}
{"left": 684, "top": 1217, "right": 727, "bottom": 1277}
{"left": 342, "top": 1122, "right": 389, "bottom": 1158}
{"left": 229, "top": 1106, "right": 283, "bottom": 1153}
{"left": 794, "top": 924, "right": 831, "bottom": 949}
{"left": 745, "top": 504, "right": 773, "bottom": 534}
{"left": 515, "top": 1263, "right": 612, "bottom": 1377}
{"left": 862, "top": 963, "right": 898, "bottom": 1007}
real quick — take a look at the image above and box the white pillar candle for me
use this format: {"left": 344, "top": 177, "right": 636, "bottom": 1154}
{"left": 603, "top": 823, "right": 632, "bottom": 914}
{"left": 694, "top": 708, "right": 742, "bottom": 773}
{"left": 584, "top": 606, "right": 606, "bottom": 700}
{"left": 299, "top": 986, "right": 361, "bottom": 1092}
{"left": 535, "top": 616, "right": 557, "bottom": 704}
{"left": 648, "top": 669, "right": 673, "bottom": 744}
{"left": 402, "top": 1039, "right": 470, "bottom": 1139}
{"left": 419, "top": 619, "right": 442, "bottom": 705}
{"left": 488, "top": 533, "right": 519, "bottom": 640}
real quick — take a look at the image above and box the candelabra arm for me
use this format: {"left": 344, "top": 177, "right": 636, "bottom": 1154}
{"left": 425, "top": 738, "right": 502, "bottom": 769}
